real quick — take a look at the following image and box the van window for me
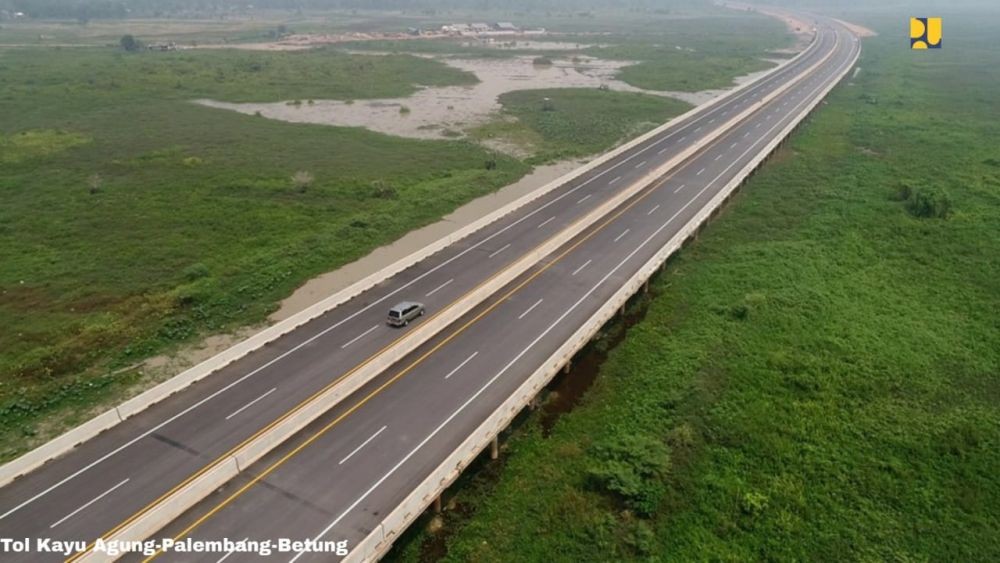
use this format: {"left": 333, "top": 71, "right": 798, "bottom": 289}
{"left": 404, "top": 305, "right": 416, "bottom": 315}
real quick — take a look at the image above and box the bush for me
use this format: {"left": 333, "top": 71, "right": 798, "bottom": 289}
{"left": 907, "top": 187, "right": 953, "bottom": 218}
{"left": 119, "top": 34, "right": 142, "bottom": 52}
{"left": 586, "top": 433, "right": 670, "bottom": 517}
{"left": 370, "top": 179, "right": 396, "bottom": 199}
{"left": 182, "top": 262, "right": 210, "bottom": 281}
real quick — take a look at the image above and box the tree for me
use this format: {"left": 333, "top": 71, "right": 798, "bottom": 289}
{"left": 120, "top": 34, "right": 141, "bottom": 52}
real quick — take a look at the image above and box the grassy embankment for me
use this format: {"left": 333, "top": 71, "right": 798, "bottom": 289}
{"left": 0, "top": 24, "right": 704, "bottom": 462}
{"left": 345, "top": 9, "right": 791, "bottom": 93}
{"left": 388, "top": 11, "right": 1000, "bottom": 562}
{"left": 462, "top": 11, "right": 790, "bottom": 162}
{"left": 471, "top": 89, "right": 691, "bottom": 164}
{"left": 0, "top": 47, "right": 527, "bottom": 461}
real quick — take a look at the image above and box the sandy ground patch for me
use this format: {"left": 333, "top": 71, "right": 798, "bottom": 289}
{"left": 196, "top": 53, "right": 779, "bottom": 142}
{"left": 196, "top": 55, "right": 648, "bottom": 142}
{"left": 835, "top": 19, "right": 878, "bottom": 38}
{"left": 141, "top": 6, "right": 806, "bottom": 390}
{"left": 270, "top": 157, "right": 586, "bottom": 320}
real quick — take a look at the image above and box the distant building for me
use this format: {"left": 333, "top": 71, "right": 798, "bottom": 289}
{"left": 494, "top": 22, "right": 519, "bottom": 31}
{"left": 443, "top": 23, "right": 472, "bottom": 35}
{"left": 147, "top": 42, "right": 178, "bottom": 51}
{"left": 470, "top": 23, "right": 491, "bottom": 33}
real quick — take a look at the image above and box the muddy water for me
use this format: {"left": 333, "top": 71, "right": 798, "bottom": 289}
{"left": 196, "top": 52, "right": 781, "bottom": 141}
{"left": 196, "top": 55, "right": 650, "bottom": 141}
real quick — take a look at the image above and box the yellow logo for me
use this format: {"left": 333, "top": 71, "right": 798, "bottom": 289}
{"left": 910, "top": 17, "right": 942, "bottom": 49}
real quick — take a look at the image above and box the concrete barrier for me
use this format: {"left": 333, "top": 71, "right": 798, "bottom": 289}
{"left": 17, "top": 35, "right": 842, "bottom": 563}
{"left": 68, "top": 29, "right": 846, "bottom": 562}
{"left": 350, "top": 29, "right": 860, "bottom": 563}
{"left": 75, "top": 458, "right": 241, "bottom": 563}
{"left": 0, "top": 31, "right": 821, "bottom": 490}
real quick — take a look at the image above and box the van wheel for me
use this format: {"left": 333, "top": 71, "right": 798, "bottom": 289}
{"left": 404, "top": 320, "right": 409, "bottom": 326}
{"left": 419, "top": 310, "right": 425, "bottom": 316}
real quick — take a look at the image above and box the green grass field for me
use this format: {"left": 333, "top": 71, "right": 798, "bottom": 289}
{"left": 387, "top": 11, "right": 1000, "bottom": 563}
{"left": 0, "top": 46, "right": 528, "bottom": 460}
{"left": 471, "top": 88, "right": 691, "bottom": 164}
{"left": 584, "top": 13, "right": 791, "bottom": 92}
{"left": 0, "top": 6, "right": 790, "bottom": 461}
{"left": 342, "top": 10, "right": 791, "bottom": 93}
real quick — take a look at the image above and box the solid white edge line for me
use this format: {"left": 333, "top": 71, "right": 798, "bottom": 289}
{"left": 225, "top": 388, "right": 278, "bottom": 421}
{"left": 294, "top": 31, "right": 856, "bottom": 560}
{"left": 0, "top": 27, "right": 838, "bottom": 522}
{"left": 49, "top": 479, "right": 130, "bottom": 529}
{"left": 338, "top": 426, "right": 387, "bottom": 466}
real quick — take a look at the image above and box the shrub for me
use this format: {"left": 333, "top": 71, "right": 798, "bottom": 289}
{"left": 892, "top": 183, "right": 913, "bottom": 201}
{"left": 907, "top": 187, "right": 953, "bottom": 218}
{"left": 370, "top": 179, "right": 397, "bottom": 199}
{"left": 533, "top": 56, "right": 554, "bottom": 66}
{"left": 586, "top": 433, "right": 670, "bottom": 517}
{"left": 182, "top": 262, "right": 210, "bottom": 281}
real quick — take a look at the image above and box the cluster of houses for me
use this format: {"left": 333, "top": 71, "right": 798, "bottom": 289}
{"left": 422, "top": 22, "right": 544, "bottom": 38}
{"left": 0, "top": 10, "right": 27, "bottom": 20}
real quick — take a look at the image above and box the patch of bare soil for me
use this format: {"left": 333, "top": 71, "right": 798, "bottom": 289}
{"left": 836, "top": 19, "right": 878, "bottom": 38}
{"left": 270, "top": 157, "right": 586, "bottom": 320}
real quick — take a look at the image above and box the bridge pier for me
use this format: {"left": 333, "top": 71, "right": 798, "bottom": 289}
{"left": 490, "top": 436, "right": 499, "bottom": 460}
{"left": 433, "top": 495, "right": 442, "bottom": 514}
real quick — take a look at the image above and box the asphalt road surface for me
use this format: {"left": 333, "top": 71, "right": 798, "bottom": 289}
{"left": 0, "top": 15, "right": 859, "bottom": 563}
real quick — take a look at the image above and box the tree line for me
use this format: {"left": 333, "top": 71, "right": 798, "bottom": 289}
{"left": 2, "top": 0, "right": 707, "bottom": 19}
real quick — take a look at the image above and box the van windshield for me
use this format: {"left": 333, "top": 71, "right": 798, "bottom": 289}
{"left": 389, "top": 310, "right": 400, "bottom": 318}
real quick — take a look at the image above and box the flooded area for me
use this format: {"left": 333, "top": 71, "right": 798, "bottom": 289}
{"left": 198, "top": 55, "right": 646, "bottom": 141}
{"left": 196, "top": 53, "right": 779, "bottom": 142}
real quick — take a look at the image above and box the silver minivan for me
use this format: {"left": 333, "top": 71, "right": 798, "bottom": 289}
{"left": 387, "top": 301, "right": 425, "bottom": 327}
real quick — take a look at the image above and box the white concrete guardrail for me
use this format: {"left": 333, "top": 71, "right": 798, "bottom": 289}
{"left": 76, "top": 35, "right": 835, "bottom": 559}
{"left": 344, "top": 28, "right": 860, "bottom": 563}
{"left": 66, "top": 31, "right": 841, "bottom": 563}
{"left": 10, "top": 33, "right": 832, "bottom": 563}
{"left": 0, "top": 26, "right": 821, "bottom": 489}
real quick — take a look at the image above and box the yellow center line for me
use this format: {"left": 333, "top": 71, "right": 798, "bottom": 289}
{"left": 65, "top": 132, "right": 681, "bottom": 563}
{"left": 69, "top": 33, "right": 835, "bottom": 561}
{"left": 140, "top": 162, "right": 683, "bottom": 562}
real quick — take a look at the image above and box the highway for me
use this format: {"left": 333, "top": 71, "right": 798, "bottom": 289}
{"left": 0, "top": 14, "right": 859, "bottom": 563}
